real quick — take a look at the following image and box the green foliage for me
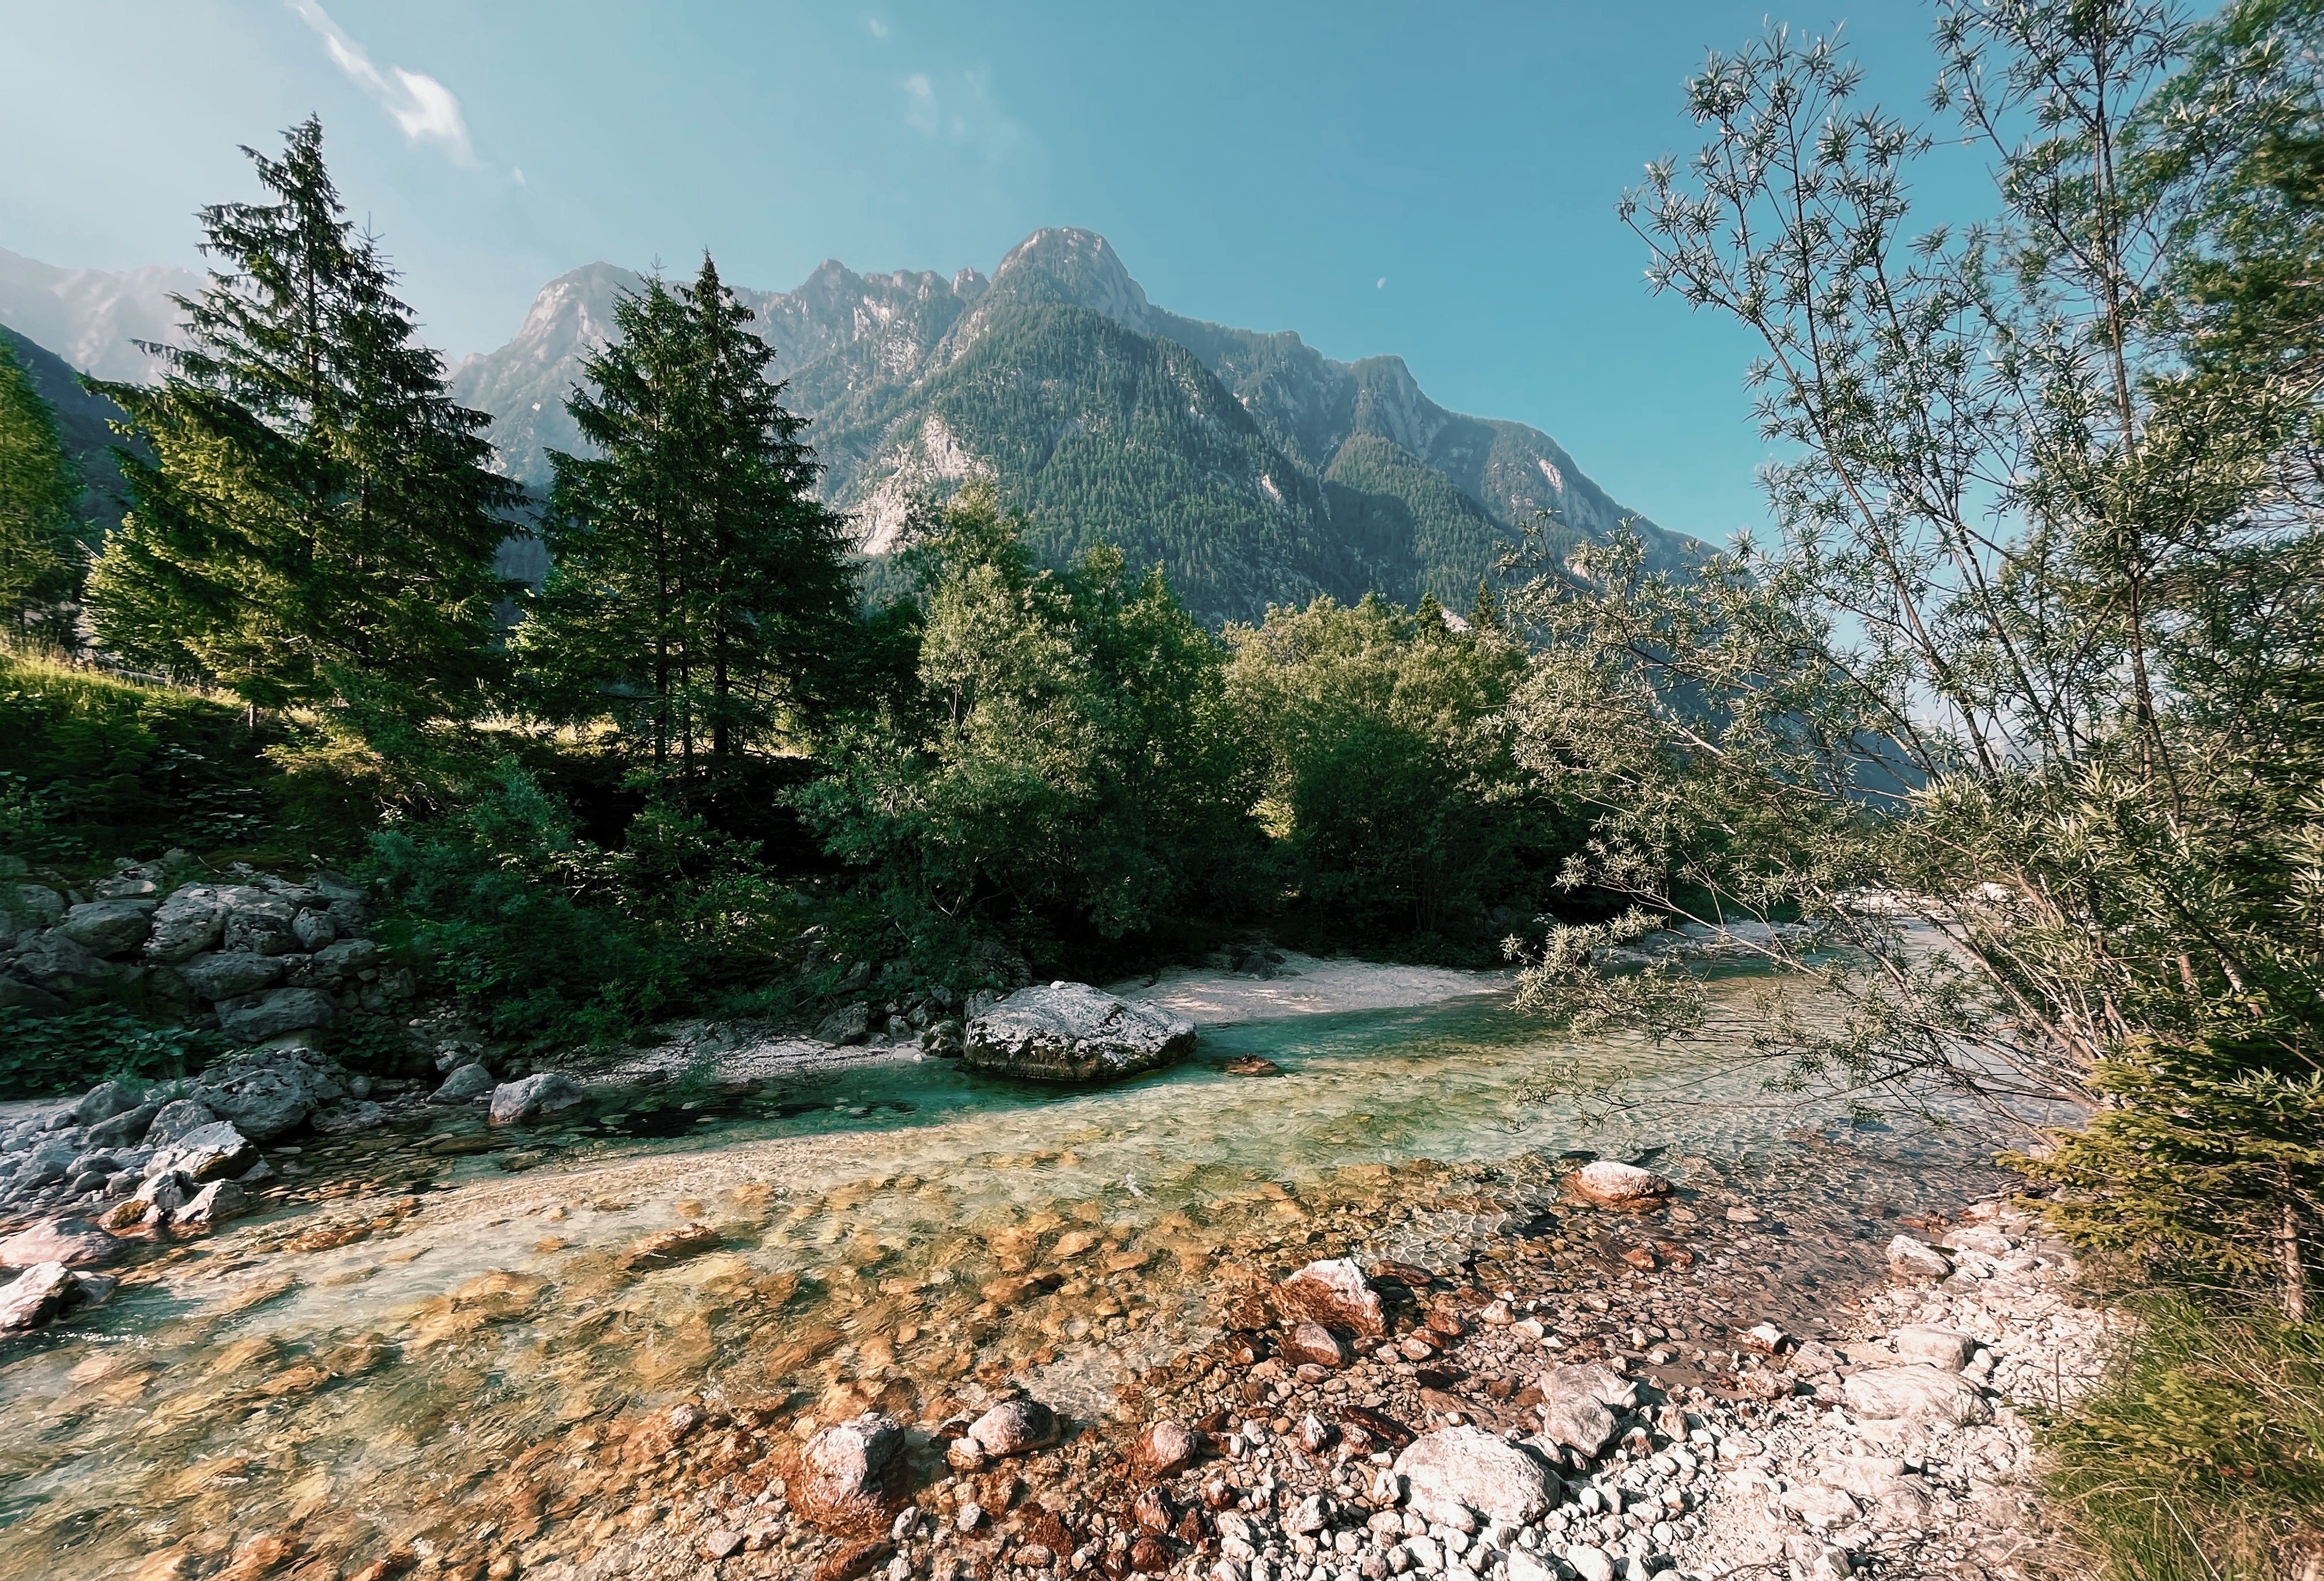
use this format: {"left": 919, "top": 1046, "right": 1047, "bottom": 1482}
{"left": 2043, "top": 1295, "right": 2324, "bottom": 1579}
{"left": 1225, "top": 591, "right": 1567, "bottom": 944}
{"left": 2017, "top": 1021, "right": 2324, "bottom": 1297}
{"left": 1496, "top": 2, "right": 2323, "bottom": 1305}
{"left": 364, "top": 763, "right": 810, "bottom": 1050}
{"left": 0, "top": 1005, "right": 230, "bottom": 1100}
{"left": 516, "top": 254, "right": 856, "bottom": 778}
{"left": 0, "top": 651, "right": 273, "bottom": 860}
{"left": 84, "top": 116, "right": 518, "bottom": 734}
{"left": 801, "top": 483, "right": 1256, "bottom": 951}
{"left": 0, "top": 337, "right": 83, "bottom": 635}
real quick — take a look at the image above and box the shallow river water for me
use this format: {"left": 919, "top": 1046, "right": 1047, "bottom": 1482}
{"left": 0, "top": 973, "right": 2013, "bottom": 1578}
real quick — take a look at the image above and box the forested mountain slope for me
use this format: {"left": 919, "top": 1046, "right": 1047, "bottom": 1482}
{"left": 452, "top": 228, "right": 1701, "bottom": 623}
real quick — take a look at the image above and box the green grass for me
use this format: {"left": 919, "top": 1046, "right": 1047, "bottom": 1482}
{"left": 0, "top": 648, "right": 277, "bottom": 865}
{"left": 2044, "top": 1292, "right": 2324, "bottom": 1579}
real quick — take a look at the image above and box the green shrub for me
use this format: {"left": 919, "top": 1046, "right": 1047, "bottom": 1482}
{"left": 0, "top": 1005, "right": 231, "bottom": 1100}
{"left": 364, "top": 763, "right": 812, "bottom": 1052}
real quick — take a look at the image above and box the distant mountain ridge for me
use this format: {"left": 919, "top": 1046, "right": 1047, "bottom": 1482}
{"left": 0, "top": 247, "right": 197, "bottom": 385}
{"left": 453, "top": 229, "right": 1699, "bottom": 622}
{"left": 0, "top": 231, "right": 1697, "bottom": 624}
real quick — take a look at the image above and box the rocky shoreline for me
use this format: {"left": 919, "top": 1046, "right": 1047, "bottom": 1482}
{"left": 0, "top": 1097, "right": 2102, "bottom": 1581}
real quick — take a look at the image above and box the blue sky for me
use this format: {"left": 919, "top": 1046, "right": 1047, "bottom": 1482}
{"left": 0, "top": 1, "right": 1993, "bottom": 545}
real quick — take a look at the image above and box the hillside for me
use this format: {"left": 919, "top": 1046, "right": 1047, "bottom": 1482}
{"left": 452, "top": 229, "right": 1700, "bottom": 623}
{"left": 0, "top": 323, "right": 139, "bottom": 540}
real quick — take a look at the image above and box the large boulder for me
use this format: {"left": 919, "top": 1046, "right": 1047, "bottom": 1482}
{"left": 1891, "top": 1325, "right": 1978, "bottom": 1371}
{"left": 86, "top": 1101, "right": 160, "bottom": 1149}
{"left": 0, "top": 1261, "right": 114, "bottom": 1331}
{"left": 965, "top": 1399, "right": 1058, "bottom": 1458}
{"left": 1843, "top": 1364, "right": 1993, "bottom": 1425}
{"left": 175, "top": 1179, "right": 252, "bottom": 1229}
{"left": 1535, "top": 1363, "right": 1636, "bottom": 1458}
{"left": 187, "top": 1046, "right": 347, "bottom": 1141}
{"left": 1887, "top": 1236, "right": 1953, "bottom": 1282}
{"left": 963, "top": 983, "right": 1195, "bottom": 1082}
{"left": 181, "top": 950, "right": 289, "bottom": 1001}
{"left": 432, "top": 1063, "right": 497, "bottom": 1104}
{"left": 145, "top": 1099, "right": 218, "bottom": 1145}
{"left": 16, "top": 930, "right": 110, "bottom": 990}
{"left": 219, "top": 892, "right": 299, "bottom": 955}
{"left": 149, "top": 1121, "right": 259, "bottom": 1183}
{"left": 0, "top": 1216, "right": 127, "bottom": 1270}
{"left": 71, "top": 1080, "right": 139, "bottom": 1127}
{"left": 816, "top": 1002, "right": 871, "bottom": 1046}
{"left": 218, "top": 987, "right": 340, "bottom": 1043}
{"left": 143, "top": 886, "right": 232, "bottom": 963}
{"left": 58, "top": 900, "right": 156, "bottom": 958}
{"left": 1394, "top": 1426, "right": 1560, "bottom": 1527}
{"left": 9, "top": 884, "right": 64, "bottom": 927}
{"left": 795, "top": 1412, "right": 907, "bottom": 1530}
{"left": 489, "top": 1073, "right": 587, "bottom": 1125}
{"left": 308, "top": 937, "right": 378, "bottom": 979}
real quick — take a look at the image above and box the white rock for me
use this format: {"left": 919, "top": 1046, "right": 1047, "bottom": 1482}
{"left": 1891, "top": 1324, "right": 1976, "bottom": 1370}
{"left": 1564, "top": 1545, "right": 1616, "bottom": 1581}
{"left": 1843, "top": 1364, "right": 1993, "bottom": 1425}
{"left": 1393, "top": 1427, "right": 1559, "bottom": 1528}
{"left": 963, "top": 982, "right": 1196, "bottom": 1082}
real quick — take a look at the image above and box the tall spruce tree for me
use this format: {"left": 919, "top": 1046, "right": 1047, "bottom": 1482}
{"left": 516, "top": 254, "right": 854, "bottom": 778}
{"left": 0, "top": 337, "right": 83, "bottom": 634}
{"left": 84, "top": 118, "right": 518, "bottom": 726}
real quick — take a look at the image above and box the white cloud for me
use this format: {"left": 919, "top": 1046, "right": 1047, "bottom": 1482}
{"left": 1378, "top": 277, "right": 1387, "bottom": 289}
{"left": 901, "top": 68, "right": 1031, "bottom": 164}
{"left": 867, "top": 17, "right": 889, "bottom": 39}
{"left": 289, "top": 0, "right": 476, "bottom": 164}
{"left": 903, "top": 72, "right": 939, "bottom": 135}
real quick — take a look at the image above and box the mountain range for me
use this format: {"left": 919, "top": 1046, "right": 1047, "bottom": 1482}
{"left": 1, "top": 229, "right": 1697, "bottom": 623}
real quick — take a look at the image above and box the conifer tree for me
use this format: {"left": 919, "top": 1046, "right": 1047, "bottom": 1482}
{"left": 85, "top": 117, "right": 517, "bottom": 725}
{"left": 516, "top": 254, "right": 854, "bottom": 779}
{"left": 0, "top": 337, "right": 83, "bottom": 634}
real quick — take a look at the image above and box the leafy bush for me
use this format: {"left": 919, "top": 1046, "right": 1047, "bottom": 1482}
{"left": 1226, "top": 591, "right": 1576, "bottom": 948}
{"left": 801, "top": 485, "right": 1259, "bottom": 954}
{"left": 365, "top": 762, "right": 812, "bottom": 1051}
{"left": 0, "top": 1005, "right": 231, "bottom": 1100}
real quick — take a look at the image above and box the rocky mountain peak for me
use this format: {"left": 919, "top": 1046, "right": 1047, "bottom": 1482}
{"left": 984, "top": 228, "right": 1155, "bottom": 334}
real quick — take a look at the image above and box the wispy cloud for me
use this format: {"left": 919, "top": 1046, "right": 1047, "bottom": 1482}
{"left": 900, "top": 68, "right": 1032, "bottom": 163}
{"left": 867, "top": 18, "right": 889, "bottom": 39}
{"left": 903, "top": 73, "right": 938, "bottom": 135}
{"left": 288, "top": 0, "right": 476, "bottom": 164}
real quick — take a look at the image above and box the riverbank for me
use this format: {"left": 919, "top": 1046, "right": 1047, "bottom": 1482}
{"left": 582, "top": 952, "right": 1514, "bottom": 1088}
{"left": 0, "top": 984, "right": 2089, "bottom": 1581}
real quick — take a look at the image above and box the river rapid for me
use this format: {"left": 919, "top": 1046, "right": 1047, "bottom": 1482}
{"left": 0, "top": 961, "right": 2022, "bottom": 1580}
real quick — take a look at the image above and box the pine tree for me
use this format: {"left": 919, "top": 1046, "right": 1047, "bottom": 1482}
{"left": 516, "top": 253, "right": 855, "bottom": 780}
{"left": 85, "top": 117, "right": 518, "bottom": 726}
{"left": 0, "top": 337, "right": 83, "bottom": 635}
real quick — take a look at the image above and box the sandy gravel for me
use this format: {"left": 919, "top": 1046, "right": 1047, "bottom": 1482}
{"left": 1111, "top": 950, "right": 1512, "bottom": 1026}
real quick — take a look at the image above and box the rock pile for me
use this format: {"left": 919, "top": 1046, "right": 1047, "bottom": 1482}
{"left": 1, "top": 856, "right": 413, "bottom": 1036}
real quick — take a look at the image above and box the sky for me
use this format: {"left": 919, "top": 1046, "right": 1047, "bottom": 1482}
{"left": 0, "top": 1, "right": 1998, "bottom": 546}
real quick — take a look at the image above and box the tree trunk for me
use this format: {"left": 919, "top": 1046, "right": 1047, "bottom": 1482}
{"left": 2278, "top": 1173, "right": 2308, "bottom": 1324}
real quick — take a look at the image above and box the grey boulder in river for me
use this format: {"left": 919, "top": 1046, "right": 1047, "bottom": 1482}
{"left": 962, "top": 982, "right": 1195, "bottom": 1082}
